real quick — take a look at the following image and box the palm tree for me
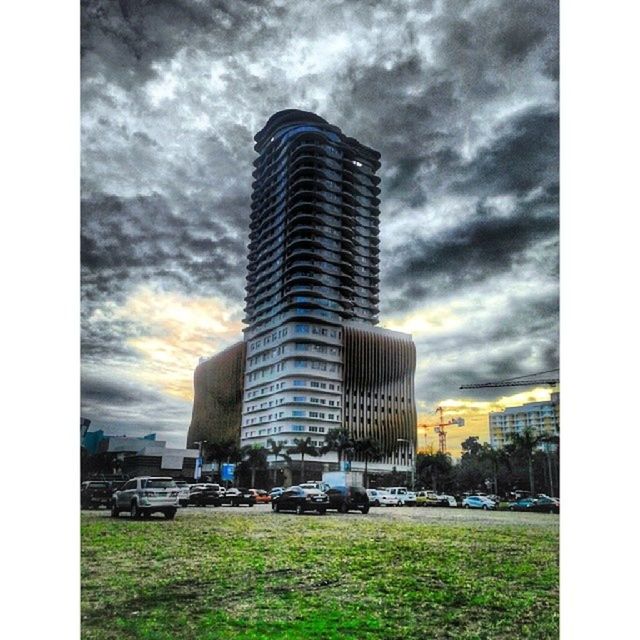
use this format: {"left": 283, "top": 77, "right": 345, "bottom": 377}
{"left": 206, "top": 440, "right": 235, "bottom": 476}
{"left": 538, "top": 434, "right": 559, "bottom": 496}
{"left": 321, "top": 428, "right": 354, "bottom": 468}
{"left": 416, "top": 451, "right": 453, "bottom": 493}
{"left": 509, "top": 429, "right": 545, "bottom": 494}
{"left": 353, "top": 437, "right": 382, "bottom": 488}
{"left": 478, "top": 444, "right": 511, "bottom": 496}
{"left": 241, "top": 445, "right": 267, "bottom": 488}
{"left": 288, "top": 437, "right": 320, "bottom": 484}
{"left": 266, "top": 438, "right": 292, "bottom": 485}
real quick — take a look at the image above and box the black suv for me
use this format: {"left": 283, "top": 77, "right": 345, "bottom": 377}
{"left": 326, "top": 486, "right": 370, "bottom": 514}
{"left": 81, "top": 481, "right": 114, "bottom": 509}
{"left": 189, "top": 484, "right": 223, "bottom": 507}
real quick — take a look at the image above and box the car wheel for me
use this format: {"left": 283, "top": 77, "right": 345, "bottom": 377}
{"left": 464, "top": 504, "right": 469, "bottom": 509}
{"left": 271, "top": 502, "right": 276, "bottom": 511}
{"left": 110, "top": 503, "right": 119, "bottom": 518}
{"left": 483, "top": 505, "right": 488, "bottom": 510}
{"left": 275, "top": 502, "right": 281, "bottom": 512}
{"left": 375, "top": 500, "right": 380, "bottom": 507}
{"left": 296, "top": 504, "right": 305, "bottom": 515}
{"left": 130, "top": 501, "right": 140, "bottom": 519}
{"left": 361, "top": 506, "right": 370, "bottom": 515}
{"left": 318, "top": 509, "right": 326, "bottom": 515}
{"left": 248, "top": 503, "right": 254, "bottom": 507}
{"left": 339, "top": 503, "right": 349, "bottom": 514}
{"left": 549, "top": 508, "right": 555, "bottom": 514}
{"left": 164, "top": 509, "right": 176, "bottom": 520}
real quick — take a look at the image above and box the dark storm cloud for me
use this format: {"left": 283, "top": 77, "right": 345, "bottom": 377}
{"left": 81, "top": 371, "right": 192, "bottom": 444}
{"left": 452, "top": 107, "right": 559, "bottom": 197}
{"left": 81, "top": 0, "right": 283, "bottom": 87}
{"left": 411, "top": 287, "right": 559, "bottom": 403}
{"left": 382, "top": 195, "right": 558, "bottom": 310}
{"left": 81, "top": 0, "right": 559, "bottom": 437}
{"left": 81, "top": 192, "right": 246, "bottom": 305}
{"left": 381, "top": 103, "right": 558, "bottom": 314}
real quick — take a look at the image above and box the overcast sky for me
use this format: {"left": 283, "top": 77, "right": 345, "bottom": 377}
{"left": 81, "top": 0, "right": 559, "bottom": 454}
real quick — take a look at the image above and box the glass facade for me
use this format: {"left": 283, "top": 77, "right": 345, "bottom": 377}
{"left": 242, "top": 110, "right": 381, "bottom": 450}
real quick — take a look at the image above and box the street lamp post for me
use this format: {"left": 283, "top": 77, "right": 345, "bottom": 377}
{"left": 193, "top": 440, "right": 207, "bottom": 481}
{"left": 397, "top": 438, "right": 415, "bottom": 490}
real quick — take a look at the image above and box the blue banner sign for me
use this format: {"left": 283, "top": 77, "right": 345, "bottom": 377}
{"left": 221, "top": 463, "right": 235, "bottom": 481}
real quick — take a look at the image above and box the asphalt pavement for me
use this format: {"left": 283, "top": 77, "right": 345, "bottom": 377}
{"left": 82, "top": 503, "right": 559, "bottom": 527}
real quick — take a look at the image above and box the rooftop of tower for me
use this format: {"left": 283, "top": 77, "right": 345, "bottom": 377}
{"left": 254, "top": 108, "right": 381, "bottom": 165}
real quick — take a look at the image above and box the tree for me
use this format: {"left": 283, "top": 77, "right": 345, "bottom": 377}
{"left": 206, "top": 440, "right": 235, "bottom": 473}
{"left": 508, "top": 429, "right": 545, "bottom": 494}
{"left": 353, "top": 437, "right": 383, "bottom": 488}
{"left": 416, "top": 451, "right": 453, "bottom": 493}
{"left": 266, "top": 438, "right": 292, "bottom": 485}
{"left": 478, "top": 444, "right": 511, "bottom": 496}
{"left": 538, "top": 434, "right": 560, "bottom": 496}
{"left": 461, "top": 436, "right": 482, "bottom": 459}
{"left": 322, "top": 428, "right": 354, "bottom": 467}
{"left": 288, "top": 437, "right": 320, "bottom": 483}
{"left": 240, "top": 445, "right": 267, "bottom": 488}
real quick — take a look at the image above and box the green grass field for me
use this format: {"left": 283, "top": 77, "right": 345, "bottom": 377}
{"left": 81, "top": 510, "right": 559, "bottom": 640}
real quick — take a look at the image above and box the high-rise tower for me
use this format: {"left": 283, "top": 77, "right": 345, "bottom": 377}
{"left": 188, "top": 110, "right": 416, "bottom": 479}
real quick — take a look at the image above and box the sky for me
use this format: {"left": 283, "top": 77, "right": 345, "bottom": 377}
{"left": 81, "top": 0, "right": 559, "bottom": 455}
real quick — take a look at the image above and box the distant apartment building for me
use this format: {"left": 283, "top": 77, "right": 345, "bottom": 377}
{"left": 489, "top": 392, "right": 560, "bottom": 449}
{"left": 187, "top": 110, "right": 417, "bottom": 475}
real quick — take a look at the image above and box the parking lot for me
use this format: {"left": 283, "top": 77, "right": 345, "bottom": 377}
{"left": 83, "top": 502, "right": 558, "bottom": 528}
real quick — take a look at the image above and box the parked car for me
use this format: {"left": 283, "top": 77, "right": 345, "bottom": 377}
{"left": 385, "top": 487, "right": 417, "bottom": 506}
{"left": 272, "top": 486, "right": 330, "bottom": 515}
{"left": 299, "top": 481, "right": 331, "bottom": 492}
{"left": 439, "top": 494, "right": 458, "bottom": 508}
{"left": 462, "top": 495, "right": 496, "bottom": 510}
{"left": 249, "top": 489, "right": 271, "bottom": 504}
{"left": 508, "top": 497, "right": 536, "bottom": 512}
{"left": 533, "top": 496, "right": 560, "bottom": 513}
{"left": 415, "top": 490, "right": 440, "bottom": 507}
{"left": 188, "top": 484, "right": 223, "bottom": 507}
{"left": 269, "top": 486, "right": 285, "bottom": 500}
{"left": 366, "top": 489, "right": 384, "bottom": 506}
{"left": 377, "top": 490, "right": 400, "bottom": 507}
{"left": 111, "top": 477, "right": 180, "bottom": 519}
{"left": 509, "top": 496, "right": 559, "bottom": 514}
{"left": 325, "top": 486, "right": 370, "bottom": 514}
{"left": 221, "top": 487, "right": 256, "bottom": 506}
{"left": 174, "top": 481, "right": 191, "bottom": 507}
{"left": 81, "top": 481, "right": 114, "bottom": 509}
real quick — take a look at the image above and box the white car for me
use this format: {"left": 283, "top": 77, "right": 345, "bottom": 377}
{"left": 366, "top": 489, "right": 384, "bottom": 506}
{"left": 377, "top": 491, "right": 400, "bottom": 507}
{"left": 299, "top": 482, "right": 330, "bottom": 492}
{"left": 173, "top": 480, "right": 191, "bottom": 507}
{"left": 111, "top": 476, "right": 180, "bottom": 519}
{"left": 439, "top": 494, "right": 458, "bottom": 508}
{"left": 384, "top": 487, "right": 417, "bottom": 506}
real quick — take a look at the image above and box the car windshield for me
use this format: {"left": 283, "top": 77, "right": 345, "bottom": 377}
{"left": 144, "top": 479, "right": 176, "bottom": 489}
